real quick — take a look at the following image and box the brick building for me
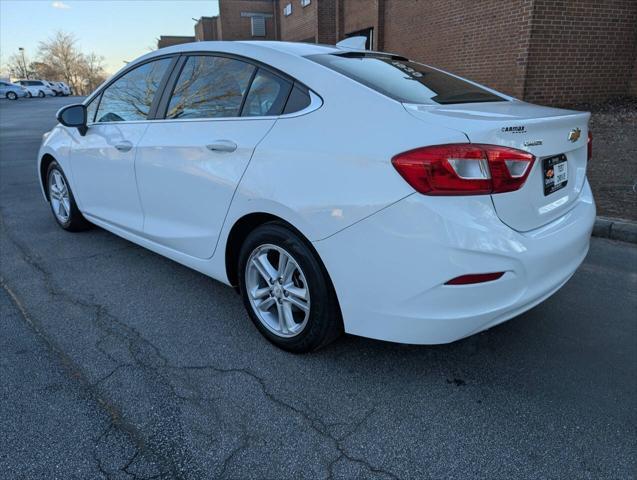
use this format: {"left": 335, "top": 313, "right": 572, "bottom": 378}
{"left": 156, "top": 35, "right": 196, "bottom": 49}
{"left": 158, "top": 0, "right": 637, "bottom": 106}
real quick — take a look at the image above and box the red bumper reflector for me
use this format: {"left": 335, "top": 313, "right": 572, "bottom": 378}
{"left": 445, "top": 272, "right": 505, "bottom": 285}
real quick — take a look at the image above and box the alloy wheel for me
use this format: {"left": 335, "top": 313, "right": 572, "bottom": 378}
{"left": 245, "top": 244, "right": 311, "bottom": 338}
{"left": 48, "top": 170, "right": 71, "bottom": 224}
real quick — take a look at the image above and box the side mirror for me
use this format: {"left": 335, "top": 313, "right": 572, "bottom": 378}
{"left": 56, "top": 104, "right": 88, "bottom": 136}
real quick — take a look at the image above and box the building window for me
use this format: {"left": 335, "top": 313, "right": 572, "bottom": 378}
{"left": 283, "top": 3, "right": 292, "bottom": 16}
{"left": 300, "top": 0, "right": 311, "bottom": 6}
{"left": 251, "top": 16, "right": 266, "bottom": 37}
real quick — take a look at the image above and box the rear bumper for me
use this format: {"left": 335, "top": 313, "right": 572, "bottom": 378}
{"left": 314, "top": 179, "right": 595, "bottom": 344}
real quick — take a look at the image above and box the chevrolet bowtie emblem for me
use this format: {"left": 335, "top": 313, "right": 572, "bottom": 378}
{"left": 568, "top": 128, "right": 581, "bottom": 142}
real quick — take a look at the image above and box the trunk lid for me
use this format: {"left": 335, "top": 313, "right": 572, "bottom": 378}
{"left": 404, "top": 101, "right": 590, "bottom": 232}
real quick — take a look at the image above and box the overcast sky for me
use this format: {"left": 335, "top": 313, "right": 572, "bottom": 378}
{"left": 1, "top": 0, "right": 220, "bottom": 75}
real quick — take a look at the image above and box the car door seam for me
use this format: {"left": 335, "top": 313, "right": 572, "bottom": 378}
{"left": 133, "top": 123, "right": 152, "bottom": 231}
{"left": 208, "top": 118, "right": 280, "bottom": 259}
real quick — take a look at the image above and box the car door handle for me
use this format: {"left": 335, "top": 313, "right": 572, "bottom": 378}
{"left": 114, "top": 141, "right": 133, "bottom": 152}
{"left": 206, "top": 140, "right": 237, "bottom": 153}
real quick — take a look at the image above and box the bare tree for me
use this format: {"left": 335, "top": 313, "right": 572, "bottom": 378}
{"left": 78, "top": 52, "right": 107, "bottom": 93}
{"left": 37, "top": 31, "right": 82, "bottom": 91}
{"left": 2, "top": 31, "right": 106, "bottom": 94}
{"left": 6, "top": 52, "right": 32, "bottom": 79}
{"left": 29, "top": 61, "right": 59, "bottom": 81}
{"left": 30, "top": 30, "right": 107, "bottom": 95}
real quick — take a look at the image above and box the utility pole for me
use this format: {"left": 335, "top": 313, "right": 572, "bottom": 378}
{"left": 18, "top": 47, "right": 28, "bottom": 79}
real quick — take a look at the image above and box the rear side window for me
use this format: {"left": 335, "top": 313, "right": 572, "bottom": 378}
{"left": 242, "top": 69, "right": 292, "bottom": 117}
{"left": 96, "top": 57, "right": 172, "bottom": 122}
{"left": 307, "top": 53, "right": 504, "bottom": 105}
{"left": 166, "top": 56, "right": 255, "bottom": 119}
{"left": 283, "top": 85, "right": 311, "bottom": 114}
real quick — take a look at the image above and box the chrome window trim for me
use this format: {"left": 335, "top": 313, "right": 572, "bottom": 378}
{"left": 86, "top": 91, "right": 322, "bottom": 127}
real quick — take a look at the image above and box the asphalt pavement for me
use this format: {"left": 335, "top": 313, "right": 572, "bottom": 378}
{"left": 1, "top": 96, "right": 636, "bottom": 479}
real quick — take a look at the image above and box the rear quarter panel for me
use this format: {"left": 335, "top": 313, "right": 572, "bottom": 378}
{"left": 226, "top": 67, "right": 468, "bottom": 242}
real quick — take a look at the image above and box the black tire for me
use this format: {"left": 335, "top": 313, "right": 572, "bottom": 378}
{"left": 7, "top": 91, "right": 17, "bottom": 100}
{"left": 27, "top": 91, "right": 32, "bottom": 98}
{"left": 238, "top": 222, "right": 342, "bottom": 353}
{"left": 38, "top": 90, "right": 45, "bottom": 98}
{"left": 46, "top": 161, "right": 91, "bottom": 232}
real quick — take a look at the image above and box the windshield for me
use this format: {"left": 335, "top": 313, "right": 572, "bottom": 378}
{"left": 307, "top": 53, "right": 505, "bottom": 105}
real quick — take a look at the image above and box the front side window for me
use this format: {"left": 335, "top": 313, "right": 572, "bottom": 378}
{"left": 95, "top": 57, "right": 172, "bottom": 123}
{"left": 166, "top": 56, "right": 255, "bottom": 119}
{"left": 242, "top": 69, "right": 292, "bottom": 117}
{"left": 85, "top": 94, "right": 100, "bottom": 123}
{"left": 307, "top": 53, "right": 504, "bottom": 105}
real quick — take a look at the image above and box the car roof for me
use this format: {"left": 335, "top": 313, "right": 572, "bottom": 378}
{"left": 156, "top": 40, "right": 341, "bottom": 57}
{"left": 237, "top": 41, "right": 341, "bottom": 56}
{"left": 94, "top": 41, "right": 403, "bottom": 103}
{"left": 129, "top": 41, "right": 353, "bottom": 72}
{"left": 105, "top": 41, "right": 345, "bottom": 88}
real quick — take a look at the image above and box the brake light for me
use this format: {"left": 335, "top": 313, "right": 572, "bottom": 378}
{"left": 587, "top": 130, "right": 592, "bottom": 162}
{"left": 392, "top": 144, "right": 535, "bottom": 195}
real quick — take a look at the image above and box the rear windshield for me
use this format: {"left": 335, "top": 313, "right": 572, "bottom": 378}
{"left": 307, "top": 53, "right": 504, "bottom": 105}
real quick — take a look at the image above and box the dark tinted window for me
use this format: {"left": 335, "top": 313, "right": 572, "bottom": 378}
{"left": 166, "top": 56, "right": 255, "bottom": 119}
{"left": 283, "top": 84, "right": 311, "bottom": 114}
{"left": 96, "top": 57, "right": 171, "bottom": 123}
{"left": 307, "top": 53, "right": 504, "bottom": 105}
{"left": 242, "top": 69, "right": 292, "bottom": 117}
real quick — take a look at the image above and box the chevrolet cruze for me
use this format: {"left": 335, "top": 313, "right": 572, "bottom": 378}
{"left": 38, "top": 41, "right": 595, "bottom": 352}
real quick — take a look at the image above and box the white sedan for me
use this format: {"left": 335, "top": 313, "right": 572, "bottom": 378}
{"left": 17, "top": 79, "right": 55, "bottom": 97}
{"left": 38, "top": 41, "right": 595, "bottom": 352}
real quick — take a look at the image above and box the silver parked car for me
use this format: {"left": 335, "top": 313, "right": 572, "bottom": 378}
{"left": 0, "top": 80, "right": 28, "bottom": 100}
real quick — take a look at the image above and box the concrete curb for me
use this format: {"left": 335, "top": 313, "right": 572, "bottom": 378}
{"left": 593, "top": 216, "right": 637, "bottom": 244}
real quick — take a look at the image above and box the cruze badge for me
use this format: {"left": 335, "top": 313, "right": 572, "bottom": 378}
{"left": 568, "top": 128, "right": 581, "bottom": 142}
{"left": 501, "top": 126, "right": 526, "bottom": 133}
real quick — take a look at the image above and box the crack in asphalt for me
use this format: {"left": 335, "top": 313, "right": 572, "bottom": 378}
{"left": 1, "top": 211, "right": 399, "bottom": 479}
{"left": 1, "top": 277, "right": 149, "bottom": 479}
{"left": 171, "top": 365, "right": 398, "bottom": 479}
{"left": 1, "top": 214, "right": 180, "bottom": 478}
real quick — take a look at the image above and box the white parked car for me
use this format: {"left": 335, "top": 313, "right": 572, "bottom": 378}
{"left": 38, "top": 41, "right": 595, "bottom": 352}
{"left": 44, "top": 81, "right": 63, "bottom": 96}
{"left": 17, "top": 79, "right": 54, "bottom": 97}
{"left": 56, "top": 81, "right": 72, "bottom": 96}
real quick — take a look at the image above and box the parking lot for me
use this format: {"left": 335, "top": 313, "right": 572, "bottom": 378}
{"left": 0, "top": 97, "right": 635, "bottom": 479}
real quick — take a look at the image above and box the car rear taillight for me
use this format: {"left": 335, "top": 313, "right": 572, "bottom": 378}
{"left": 391, "top": 144, "right": 535, "bottom": 195}
{"left": 587, "top": 130, "right": 592, "bottom": 162}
